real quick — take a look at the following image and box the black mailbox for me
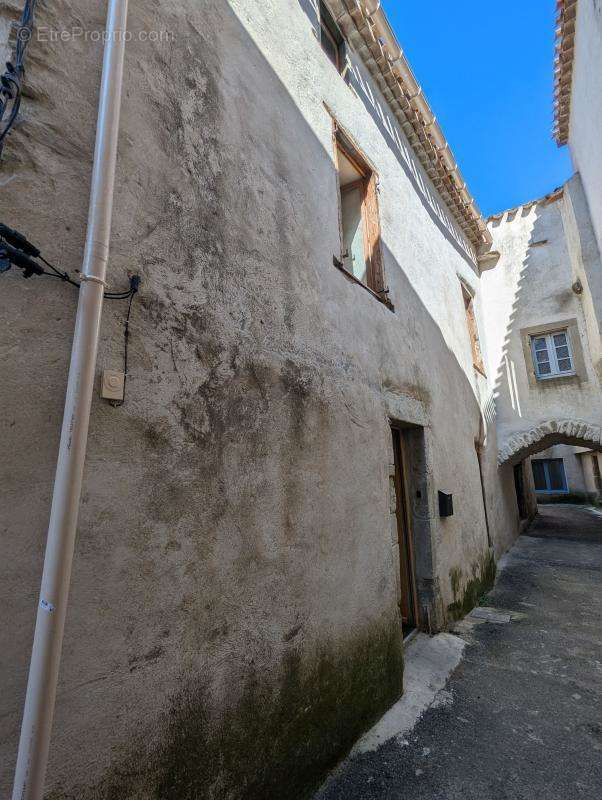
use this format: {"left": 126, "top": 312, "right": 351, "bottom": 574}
{"left": 438, "top": 491, "right": 454, "bottom": 517}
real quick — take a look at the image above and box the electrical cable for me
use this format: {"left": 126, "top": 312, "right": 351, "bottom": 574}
{"left": 0, "top": 1, "right": 38, "bottom": 158}
{"left": 0, "top": 225, "right": 139, "bottom": 299}
{"left": 0, "top": 223, "right": 140, "bottom": 407}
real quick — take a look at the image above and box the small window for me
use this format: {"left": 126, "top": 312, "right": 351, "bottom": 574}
{"left": 530, "top": 330, "right": 574, "bottom": 379}
{"left": 319, "top": 2, "right": 344, "bottom": 72}
{"left": 461, "top": 286, "right": 485, "bottom": 375}
{"left": 532, "top": 458, "right": 568, "bottom": 493}
{"left": 334, "top": 132, "right": 385, "bottom": 298}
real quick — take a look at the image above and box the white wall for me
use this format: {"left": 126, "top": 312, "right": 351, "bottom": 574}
{"left": 580, "top": 449, "right": 602, "bottom": 499}
{"left": 481, "top": 182, "right": 602, "bottom": 460}
{"left": 569, "top": 0, "right": 602, "bottom": 254}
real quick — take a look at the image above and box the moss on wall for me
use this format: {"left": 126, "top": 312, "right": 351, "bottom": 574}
{"left": 60, "top": 619, "right": 403, "bottom": 800}
{"left": 447, "top": 551, "right": 496, "bottom": 622}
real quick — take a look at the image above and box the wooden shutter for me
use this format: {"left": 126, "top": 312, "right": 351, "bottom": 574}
{"left": 363, "top": 174, "right": 384, "bottom": 295}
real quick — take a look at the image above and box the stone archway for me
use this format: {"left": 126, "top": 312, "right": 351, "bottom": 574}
{"left": 498, "top": 419, "right": 602, "bottom": 465}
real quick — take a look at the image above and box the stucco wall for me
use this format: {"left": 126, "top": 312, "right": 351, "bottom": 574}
{"left": 569, "top": 0, "right": 602, "bottom": 255}
{"left": 580, "top": 449, "right": 602, "bottom": 500}
{"left": 0, "top": 2, "right": 515, "bottom": 797}
{"left": 481, "top": 182, "right": 602, "bottom": 463}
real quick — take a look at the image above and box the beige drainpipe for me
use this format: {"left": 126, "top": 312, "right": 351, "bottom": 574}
{"left": 12, "top": 2, "right": 129, "bottom": 798}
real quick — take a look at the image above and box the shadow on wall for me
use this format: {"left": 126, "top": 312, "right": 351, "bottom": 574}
{"left": 1, "top": 2, "right": 492, "bottom": 799}
{"left": 490, "top": 205, "right": 537, "bottom": 427}
{"left": 298, "top": 0, "right": 478, "bottom": 270}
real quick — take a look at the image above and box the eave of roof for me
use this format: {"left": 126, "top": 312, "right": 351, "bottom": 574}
{"left": 553, "top": 0, "right": 578, "bottom": 146}
{"left": 328, "top": 1, "right": 491, "bottom": 251}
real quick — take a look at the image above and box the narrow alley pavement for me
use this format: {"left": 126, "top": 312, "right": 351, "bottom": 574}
{"left": 315, "top": 504, "right": 602, "bottom": 800}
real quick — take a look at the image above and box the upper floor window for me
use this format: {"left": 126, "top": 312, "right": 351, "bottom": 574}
{"left": 461, "top": 285, "right": 485, "bottom": 375}
{"left": 319, "top": 2, "right": 345, "bottom": 72}
{"left": 530, "top": 330, "right": 574, "bottom": 379}
{"left": 334, "top": 130, "right": 386, "bottom": 300}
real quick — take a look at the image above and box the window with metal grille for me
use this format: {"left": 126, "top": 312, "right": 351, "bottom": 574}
{"left": 531, "top": 458, "right": 568, "bottom": 493}
{"left": 530, "top": 330, "right": 574, "bottom": 379}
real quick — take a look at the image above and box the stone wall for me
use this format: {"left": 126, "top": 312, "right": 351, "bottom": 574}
{"left": 0, "top": 2, "right": 516, "bottom": 797}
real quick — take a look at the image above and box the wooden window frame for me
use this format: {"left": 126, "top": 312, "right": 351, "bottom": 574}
{"left": 319, "top": 1, "right": 345, "bottom": 73}
{"left": 461, "top": 284, "right": 486, "bottom": 376}
{"left": 332, "top": 125, "right": 390, "bottom": 308}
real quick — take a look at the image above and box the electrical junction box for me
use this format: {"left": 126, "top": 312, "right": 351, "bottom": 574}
{"left": 101, "top": 369, "right": 125, "bottom": 401}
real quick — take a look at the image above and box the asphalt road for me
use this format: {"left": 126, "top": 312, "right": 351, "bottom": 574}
{"left": 315, "top": 504, "right": 602, "bottom": 800}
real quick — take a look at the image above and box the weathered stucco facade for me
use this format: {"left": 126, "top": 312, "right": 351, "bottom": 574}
{"left": 481, "top": 175, "right": 602, "bottom": 466}
{"left": 0, "top": 2, "right": 522, "bottom": 797}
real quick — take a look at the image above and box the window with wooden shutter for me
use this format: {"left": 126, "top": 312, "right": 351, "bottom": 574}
{"left": 333, "top": 127, "right": 387, "bottom": 304}
{"left": 461, "top": 285, "right": 485, "bottom": 375}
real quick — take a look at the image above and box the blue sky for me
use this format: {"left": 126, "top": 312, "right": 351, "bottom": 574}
{"left": 381, "top": 0, "right": 573, "bottom": 217}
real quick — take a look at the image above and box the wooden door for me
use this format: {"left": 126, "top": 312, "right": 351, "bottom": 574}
{"left": 391, "top": 427, "right": 418, "bottom": 636}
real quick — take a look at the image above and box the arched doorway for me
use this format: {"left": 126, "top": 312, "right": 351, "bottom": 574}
{"left": 498, "top": 418, "right": 602, "bottom": 522}
{"left": 498, "top": 419, "right": 602, "bottom": 466}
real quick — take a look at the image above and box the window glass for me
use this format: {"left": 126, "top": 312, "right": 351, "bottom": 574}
{"left": 531, "top": 330, "right": 573, "bottom": 378}
{"left": 531, "top": 460, "right": 547, "bottom": 491}
{"left": 531, "top": 458, "right": 567, "bottom": 492}
{"left": 334, "top": 133, "right": 385, "bottom": 299}
{"left": 547, "top": 459, "right": 566, "bottom": 491}
{"left": 554, "top": 334, "right": 572, "bottom": 371}
{"left": 320, "top": 24, "right": 339, "bottom": 69}
{"left": 320, "top": 2, "right": 343, "bottom": 72}
{"left": 341, "top": 186, "right": 366, "bottom": 283}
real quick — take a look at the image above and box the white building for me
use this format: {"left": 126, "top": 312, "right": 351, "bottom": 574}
{"left": 481, "top": 176, "right": 602, "bottom": 468}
